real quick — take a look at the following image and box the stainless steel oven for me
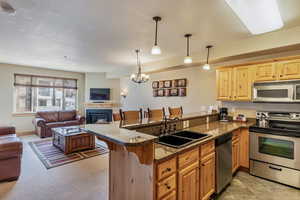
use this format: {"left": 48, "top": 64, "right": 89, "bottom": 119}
{"left": 295, "top": 84, "right": 300, "bottom": 101}
{"left": 250, "top": 132, "right": 300, "bottom": 170}
{"left": 250, "top": 111, "right": 300, "bottom": 188}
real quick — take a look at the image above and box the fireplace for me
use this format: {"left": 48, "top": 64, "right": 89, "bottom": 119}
{"left": 86, "top": 109, "right": 113, "bottom": 124}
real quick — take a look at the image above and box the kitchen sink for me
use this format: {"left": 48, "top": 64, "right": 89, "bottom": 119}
{"left": 156, "top": 131, "right": 211, "bottom": 148}
{"left": 173, "top": 131, "right": 209, "bottom": 140}
{"left": 157, "top": 135, "right": 193, "bottom": 148}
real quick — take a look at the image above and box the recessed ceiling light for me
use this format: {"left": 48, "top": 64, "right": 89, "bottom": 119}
{"left": 0, "top": 1, "right": 16, "bottom": 15}
{"left": 225, "top": 0, "right": 283, "bottom": 35}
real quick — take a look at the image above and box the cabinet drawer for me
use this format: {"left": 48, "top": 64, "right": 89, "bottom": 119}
{"left": 157, "top": 174, "right": 176, "bottom": 199}
{"left": 201, "top": 140, "right": 215, "bottom": 158}
{"left": 160, "top": 190, "right": 176, "bottom": 200}
{"left": 178, "top": 148, "right": 199, "bottom": 169}
{"left": 157, "top": 157, "right": 177, "bottom": 181}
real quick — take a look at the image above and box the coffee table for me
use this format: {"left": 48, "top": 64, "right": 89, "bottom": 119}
{"left": 52, "top": 126, "right": 95, "bottom": 154}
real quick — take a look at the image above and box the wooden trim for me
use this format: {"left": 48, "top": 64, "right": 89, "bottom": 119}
{"left": 12, "top": 112, "right": 35, "bottom": 117}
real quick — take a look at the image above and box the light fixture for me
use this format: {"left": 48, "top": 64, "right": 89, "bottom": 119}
{"left": 225, "top": 0, "right": 283, "bottom": 35}
{"left": 151, "top": 16, "right": 162, "bottom": 55}
{"left": 203, "top": 45, "right": 213, "bottom": 70}
{"left": 184, "top": 34, "right": 192, "bottom": 64}
{"left": 130, "top": 49, "right": 150, "bottom": 84}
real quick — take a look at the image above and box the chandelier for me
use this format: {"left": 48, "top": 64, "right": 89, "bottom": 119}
{"left": 130, "top": 49, "right": 149, "bottom": 84}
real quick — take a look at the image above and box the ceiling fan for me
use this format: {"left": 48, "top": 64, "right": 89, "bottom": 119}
{"left": 0, "top": 0, "right": 16, "bottom": 14}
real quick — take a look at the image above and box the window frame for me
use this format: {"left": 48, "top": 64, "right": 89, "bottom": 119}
{"left": 13, "top": 74, "right": 78, "bottom": 113}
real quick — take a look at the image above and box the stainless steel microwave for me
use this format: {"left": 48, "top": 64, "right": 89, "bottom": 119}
{"left": 253, "top": 81, "right": 300, "bottom": 102}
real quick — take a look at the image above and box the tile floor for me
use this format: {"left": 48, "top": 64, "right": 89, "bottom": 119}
{"left": 1, "top": 135, "right": 300, "bottom": 200}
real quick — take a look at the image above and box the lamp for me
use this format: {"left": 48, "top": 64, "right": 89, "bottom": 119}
{"left": 184, "top": 34, "right": 192, "bottom": 64}
{"left": 203, "top": 45, "right": 213, "bottom": 70}
{"left": 130, "top": 49, "right": 150, "bottom": 84}
{"left": 151, "top": 16, "right": 162, "bottom": 55}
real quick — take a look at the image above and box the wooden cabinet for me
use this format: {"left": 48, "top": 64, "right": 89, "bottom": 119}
{"left": 233, "top": 66, "right": 252, "bottom": 101}
{"left": 254, "top": 63, "right": 277, "bottom": 82}
{"left": 216, "top": 68, "right": 233, "bottom": 101}
{"left": 157, "top": 174, "right": 176, "bottom": 199}
{"left": 200, "top": 152, "right": 216, "bottom": 200}
{"left": 232, "top": 138, "right": 240, "bottom": 173}
{"left": 157, "top": 158, "right": 177, "bottom": 181}
{"left": 239, "top": 128, "right": 249, "bottom": 169}
{"left": 160, "top": 190, "right": 176, "bottom": 200}
{"left": 178, "top": 162, "right": 199, "bottom": 200}
{"left": 278, "top": 60, "right": 300, "bottom": 80}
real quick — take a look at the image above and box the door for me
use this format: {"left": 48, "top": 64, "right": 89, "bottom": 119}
{"left": 250, "top": 132, "right": 300, "bottom": 170}
{"left": 216, "top": 68, "right": 233, "bottom": 100}
{"left": 254, "top": 63, "right": 277, "bottom": 82}
{"left": 233, "top": 66, "right": 252, "bottom": 101}
{"left": 278, "top": 60, "right": 300, "bottom": 80}
{"left": 232, "top": 138, "right": 240, "bottom": 173}
{"left": 239, "top": 128, "right": 249, "bottom": 169}
{"left": 200, "top": 153, "right": 215, "bottom": 200}
{"left": 178, "top": 162, "right": 199, "bottom": 200}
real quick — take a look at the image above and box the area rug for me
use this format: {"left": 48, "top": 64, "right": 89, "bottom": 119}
{"left": 29, "top": 139, "right": 109, "bottom": 169}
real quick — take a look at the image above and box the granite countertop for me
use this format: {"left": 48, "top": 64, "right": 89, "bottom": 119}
{"left": 154, "top": 120, "right": 255, "bottom": 161}
{"left": 83, "top": 123, "right": 157, "bottom": 146}
{"left": 83, "top": 112, "right": 218, "bottom": 146}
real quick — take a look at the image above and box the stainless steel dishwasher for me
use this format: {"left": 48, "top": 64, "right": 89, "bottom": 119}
{"left": 216, "top": 132, "right": 232, "bottom": 194}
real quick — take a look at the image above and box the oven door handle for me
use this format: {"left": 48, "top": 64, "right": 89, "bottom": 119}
{"left": 269, "top": 165, "right": 282, "bottom": 171}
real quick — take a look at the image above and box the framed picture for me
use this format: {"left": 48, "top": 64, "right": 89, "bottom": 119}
{"left": 170, "top": 88, "right": 178, "bottom": 96}
{"left": 177, "top": 79, "right": 187, "bottom": 87}
{"left": 152, "top": 81, "right": 159, "bottom": 89}
{"left": 157, "top": 89, "right": 164, "bottom": 96}
{"left": 164, "top": 89, "right": 171, "bottom": 97}
{"left": 179, "top": 88, "right": 187, "bottom": 96}
{"left": 159, "top": 81, "right": 164, "bottom": 88}
{"left": 153, "top": 89, "right": 158, "bottom": 97}
{"left": 172, "top": 80, "right": 178, "bottom": 87}
{"left": 164, "top": 80, "right": 172, "bottom": 88}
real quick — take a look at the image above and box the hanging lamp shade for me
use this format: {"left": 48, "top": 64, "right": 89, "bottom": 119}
{"left": 130, "top": 49, "right": 149, "bottom": 84}
{"left": 203, "top": 45, "right": 213, "bottom": 70}
{"left": 151, "top": 16, "right": 162, "bottom": 55}
{"left": 184, "top": 34, "right": 192, "bottom": 64}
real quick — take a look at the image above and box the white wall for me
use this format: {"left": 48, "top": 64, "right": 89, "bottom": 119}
{"left": 85, "top": 73, "right": 120, "bottom": 104}
{"left": 0, "top": 63, "right": 85, "bottom": 133}
{"left": 120, "top": 67, "right": 217, "bottom": 114}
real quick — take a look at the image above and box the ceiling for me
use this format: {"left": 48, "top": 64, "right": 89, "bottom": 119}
{"left": 1, "top": 0, "right": 300, "bottom": 75}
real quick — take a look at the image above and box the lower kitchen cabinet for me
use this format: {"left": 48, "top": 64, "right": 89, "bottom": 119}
{"left": 232, "top": 138, "right": 240, "bottom": 173}
{"left": 178, "top": 162, "right": 199, "bottom": 200}
{"left": 239, "top": 128, "right": 249, "bottom": 168}
{"left": 200, "top": 152, "right": 216, "bottom": 200}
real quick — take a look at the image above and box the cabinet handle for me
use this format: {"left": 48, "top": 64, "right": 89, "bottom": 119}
{"left": 279, "top": 75, "right": 283, "bottom": 77}
{"left": 164, "top": 183, "right": 171, "bottom": 189}
{"left": 269, "top": 166, "right": 282, "bottom": 171}
{"left": 162, "top": 168, "right": 171, "bottom": 174}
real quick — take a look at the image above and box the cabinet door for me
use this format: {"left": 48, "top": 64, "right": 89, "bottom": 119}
{"left": 232, "top": 138, "right": 240, "bottom": 173}
{"left": 160, "top": 190, "right": 176, "bottom": 200}
{"left": 178, "top": 162, "right": 199, "bottom": 200}
{"left": 278, "top": 60, "right": 300, "bottom": 80}
{"left": 239, "top": 128, "right": 249, "bottom": 169}
{"left": 200, "top": 152, "right": 215, "bottom": 200}
{"left": 254, "top": 63, "right": 277, "bottom": 82}
{"left": 233, "top": 66, "right": 252, "bottom": 101}
{"left": 216, "top": 68, "right": 233, "bottom": 101}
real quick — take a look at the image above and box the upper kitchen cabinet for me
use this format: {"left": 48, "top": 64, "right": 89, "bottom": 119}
{"left": 253, "top": 63, "right": 277, "bottom": 82}
{"left": 278, "top": 59, "right": 300, "bottom": 80}
{"left": 233, "top": 66, "right": 252, "bottom": 101}
{"left": 216, "top": 68, "right": 233, "bottom": 101}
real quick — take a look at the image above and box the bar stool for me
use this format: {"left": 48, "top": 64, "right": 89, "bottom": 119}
{"left": 147, "top": 108, "right": 165, "bottom": 118}
{"left": 168, "top": 106, "right": 183, "bottom": 116}
{"left": 112, "top": 113, "right": 121, "bottom": 121}
{"left": 119, "top": 109, "right": 143, "bottom": 120}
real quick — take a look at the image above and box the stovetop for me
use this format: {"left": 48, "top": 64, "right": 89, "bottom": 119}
{"left": 249, "top": 124, "right": 300, "bottom": 138}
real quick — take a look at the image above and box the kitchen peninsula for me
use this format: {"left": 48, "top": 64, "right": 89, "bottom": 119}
{"left": 84, "top": 112, "right": 254, "bottom": 200}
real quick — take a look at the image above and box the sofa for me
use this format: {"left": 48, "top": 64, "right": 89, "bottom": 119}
{"left": 0, "top": 126, "right": 23, "bottom": 182}
{"left": 33, "top": 110, "right": 85, "bottom": 138}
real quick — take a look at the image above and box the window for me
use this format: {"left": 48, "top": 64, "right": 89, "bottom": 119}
{"left": 14, "top": 74, "right": 78, "bottom": 113}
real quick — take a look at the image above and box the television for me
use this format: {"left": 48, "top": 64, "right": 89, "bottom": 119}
{"left": 90, "top": 88, "right": 110, "bottom": 101}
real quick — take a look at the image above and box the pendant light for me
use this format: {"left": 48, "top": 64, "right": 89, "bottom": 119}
{"left": 203, "top": 45, "right": 213, "bottom": 70}
{"left": 184, "top": 34, "right": 192, "bottom": 64}
{"left": 130, "top": 49, "right": 149, "bottom": 84}
{"left": 151, "top": 16, "right": 162, "bottom": 55}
